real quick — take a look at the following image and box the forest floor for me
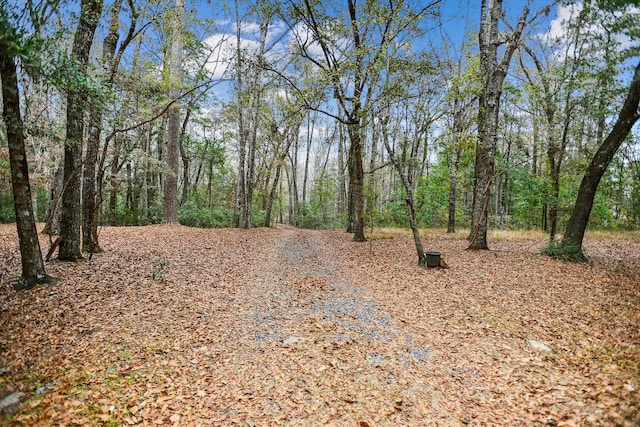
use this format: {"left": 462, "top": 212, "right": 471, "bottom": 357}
{"left": 0, "top": 224, "right": 639, "bottom": 426}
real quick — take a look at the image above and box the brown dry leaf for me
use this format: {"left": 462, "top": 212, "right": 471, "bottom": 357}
{"left": 0, "top": 224, "right": 638, "bottom": 425}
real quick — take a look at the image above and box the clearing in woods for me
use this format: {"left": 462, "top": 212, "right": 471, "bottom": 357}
{"left": 0, "top": 224, "right": 639, "bottom": 425}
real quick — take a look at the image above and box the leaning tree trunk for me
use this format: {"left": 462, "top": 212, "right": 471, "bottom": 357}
{"left": 59, "top": 0, "right": 103, "bottom": 261}
{"left": 562, "top": 61, "right": 640, "bottom": 257}
{"left": 0, "top": 38, "right": 54, "bottom": 289}
{"left": 381, "top": 117, "right": 426, "bottom": 267}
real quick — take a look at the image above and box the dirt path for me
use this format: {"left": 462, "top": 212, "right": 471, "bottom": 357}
{"left": 1, "top": 224, "right": 638, "bottom": 426}
{"left": 199, "top": 226, "right": 450, "bottom": 425}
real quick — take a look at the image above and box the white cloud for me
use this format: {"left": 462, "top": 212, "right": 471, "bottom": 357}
{"left": 197, "top": 19, "right": 290, "bottom": 80}
{"left": 201, "top": 32, "right": 261, "bottom": 79}
{"left": 543, "top": 3, "right": 580, "bottom": 44}
{"left": 538, "top": 2, "right": 639, "bottom": 61}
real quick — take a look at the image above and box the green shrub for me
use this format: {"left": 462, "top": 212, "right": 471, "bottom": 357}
{"left": 0, "top": 192, "right": 15, "bottom": 223}
{"left": 541, "top": 240, "right": 585, "bottom": 261}
{"left": 178, "top": 201, "right": 232, "bottom": 228}
{"left": 251, "top": 209, "right": 266, "bottom": 228}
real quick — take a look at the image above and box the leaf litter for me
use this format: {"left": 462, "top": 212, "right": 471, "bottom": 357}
{"left": 0, "top": 224, "right": 638, "bottom": 425}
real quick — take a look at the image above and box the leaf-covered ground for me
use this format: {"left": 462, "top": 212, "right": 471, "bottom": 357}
{"left": 0, "top": 224, "right": 638, "bottom": 426}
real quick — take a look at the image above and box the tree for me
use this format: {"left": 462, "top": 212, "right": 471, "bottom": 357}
{"left": 163, "top": 0, "right": 184, "bottom": 224}
{"left": 444, "top": 48, "right": 479, "bottom": 234}
{"left": 286, "top": 0, "right": 439, "bottom": 241}
{"left": 561, "top": 61, "right": 640, "bottom": 257}
{"left": 469, "top": 0, "right": 549, "bottom": 249}
{"left": 82, "top": 0, "right": 138, "bottom": 251}
{"left": 59, "top": 0, "right": 103, "bottom": 260}
{"left": 264, "top": 112, "right": 301, "bottom": 227}
{"left": 380, "top": 113, "right": 427, "bottom": 266}
{"left": 0, "top": 6, "right": 55, "bottom": 289}
{"left": 231, "top": 0, "right": 281, "bottom": 229}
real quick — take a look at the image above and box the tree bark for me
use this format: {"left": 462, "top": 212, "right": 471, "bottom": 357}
{"left": 302, "top": 111, "right": 314, "bottom": 203}
{"left": 469, "top": 0, "right": 529, "bottom": 250}
{"left": 43, "top": 160, "right": 63, "bottom": 235}
{"left": 337, "top": 123, "right": 347, "bottom": 218}
{"left": 232, "top": 0, "right": 246, "bottom": 228}
{"left": 179, "top": 108, "right": 192, "bottom": 206}
{"left": 290, "top": 130, "right": 300, "bottom": 226}
{"left": 347, "top": 124, "right": 366, "bottom": 241}
{"left": 108, "top": 138, "right": 121, "bottom": 225}
{"left": 0, "top": 38, "right": 54, "bottom": 289}
{"left": 162, "top": 0, "right": 184, "bottom": 224}
{"left": 138, "top": 126, "right": 150, "bottom": 224}
{"left": 83, "top": 0, "right": 136, "bottom": 250}
{"left": 59, "top": 0, "right": 103, "bottom": 261}
{"left": 562, "top": 61, "right": 640, "bottom": 256}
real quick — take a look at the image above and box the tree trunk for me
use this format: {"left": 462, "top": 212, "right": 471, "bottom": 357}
{"left": 448, "top": 94, "right": 465, "bottom": 234}
{"left": 108, "top": 138, "right": 120, "bottom": 225}
{"left": 162, "top": 0, "right": 184, "bottom": 224}
{"left": 447, "top": 145, "right": 460, "bottom": 233}
{"left": 0, "top": 40, "right": 54, "bottom": 289}
{"left": 126, "top": 162, "right": 133, "bottom": 210}
{"left": 302, "top": 111, "right": 314, "bottom": 203}
{"left": 347, "top": 124, "right": 366, "bottom": 241}
{"left": 265, "top": 123, "right": 295, "bottom": 227}
{"left": 337, "top": 123, "right": 347, "bottom": 218}
{"left": 43, "top": 160, "right": 63, "bottom": 235}
{"left": 381, "top": 117, "right": 426, "bottom": 266}
{"left": 233, "top": 0, "right": 246, "bottom": 228}
{"left": 82, "top": 0, "right": 125, "bottom": 251}
{"left": 83, "top": 102, "right": 101, "bottom": 251}
{"left": 139, "top": 127, "right": 150, "bottom": 224}
{"left": 179, "top": 109, "right": 192, "bottom": 206}
{"left": 562, "top": 62, "right": 640, "bottom": 256}
{"left": 264, "top": 163, "right": 281, "bottom": 227}
{"left": 59, "top": 0, "right": 103, "bottom": 261}
{"left": 242, "top": 18, "right": 269, "bottom": 229}
{"left": 469, "top": 0, "right": 529, "bottom": 250}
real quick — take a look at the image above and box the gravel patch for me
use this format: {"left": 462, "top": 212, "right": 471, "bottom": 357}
{"left": 232, "top": 227, "right": 432, "bottom": 369}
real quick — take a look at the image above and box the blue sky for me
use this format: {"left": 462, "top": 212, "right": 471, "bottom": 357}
{"left": 181, "top": 0, "right": 565, "bottom": 102}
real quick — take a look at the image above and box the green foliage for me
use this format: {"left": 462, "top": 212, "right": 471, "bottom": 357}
{"left": 35, "top": 185, "right": 49, "bottom": 222}
{"left": 0, "top": 180, "right": 49, "bottom": 224}
{"left": 590, "top": 174, "right": 616, "bottom": 229}
{"left": 251, "top": 209, "right": 266, "bottom": 228}
{"left": 0, "top": 150, "right": 14, "bottom": 223}
{"left": 295, "top": 173, "right": 341, "bottom": 229}
{"left": 178, "top": 200, "right": 232, "bottom": 228}
{"left": 373, "top": 191, "right": 408, "bottom": 228}
{"left": 541, "top": 241, "right": 585, "bottom": 261}
{"left": 509, "top": 168, "right": 547, "bottom": 229}
{"left": 0, "top": 192, "right": 16, "bottom": 223}
{"left": 630, "top": 180, "right": 640, "bottom": 228}
{"left": 152, "top": 256, "right": 170, "bottom": 280}
{"left": 416, "top": 164, "right": 450, "bottom": 228}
